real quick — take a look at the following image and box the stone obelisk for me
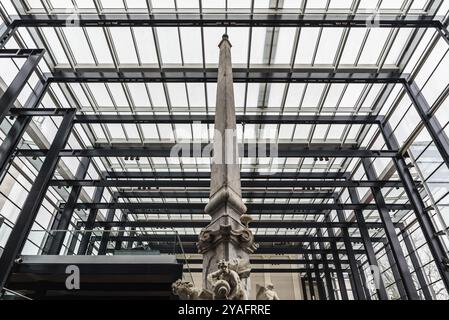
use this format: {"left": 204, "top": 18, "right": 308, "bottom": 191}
{"left": 197, "top": 35, "right": 257, "bottom": 296}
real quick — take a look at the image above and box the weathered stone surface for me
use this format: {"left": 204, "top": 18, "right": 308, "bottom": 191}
{"left": 197, "top": 35, "right": 257, "bottom": 297}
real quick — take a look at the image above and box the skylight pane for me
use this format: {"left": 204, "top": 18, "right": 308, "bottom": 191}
{"left": 246, "top": 83, "right": 261, "bottom": 109}
{"left": 268, "top": 84, "right": 286, "bottom": 108}
{"left": 295, "top": 28, "right": 320, "bottom": 64}
{"left": 88, "top": 83, "right": 114, "bottom": 107}
{"left": 228, "top": 28, "right": 249, "bottom": 64}
{"left": 339, "top": 29, "right": 366, "bottom": 65}
{"left": 110, "top": 28, "right": 139, "bottom": 64}
{"left": 204, "top": 27, "right": 225, "bottom": 64}
{"left": 63, "top": 27, "right": 95, "bottom": 64}
{"left": 249, "top": 28, "right": 267, "bottom": 64}
{"left": 301, "top": 84, "right": 325, "bottom": 110}
{"left": 167, "top": 83, "right": 188, "bottom": 107}
{"left": 127, "top": 83, "right": 151, "bottom": 107}
{"left": 358, "top": 29, "right": 390, "bottom": 65}
{"left": 147, "top": 83, "right": 167, "bottom": 107}
{"left": 274, "top": 28, "right": 296, "bottom": 64}
{"left": 180, "top": 27, "right": 203, "bottom": 64}
{"left": 85, "top": 28, "right": 113, "bottom": 64}
{"left": 107, "top": 83, "right": 128, "bottom": 107}
{"left": 285, "top": 84, "right": 305, "bottom": 108}
{"left": 187, "top": 83, "right": 206, "bottom": 107}
{"left": 157, "top": 27, "right": 182, "bottom": 64}
{"left": 314, "top": 28, "right": 343, "bottom": 64}
{"left": 133, "top": 28, "right": 158, "bottom": 64}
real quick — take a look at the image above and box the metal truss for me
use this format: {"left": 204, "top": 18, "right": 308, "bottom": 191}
{"left": 78, "top": 220, "right": 390, "bottom": 229}
{"left": 7, "top": 13, "right": 443, "bottom": 29}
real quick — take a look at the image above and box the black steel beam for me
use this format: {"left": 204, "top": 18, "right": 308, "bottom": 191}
{"left": 381, "top": 121, "right": 449, "bottom": 291}
{"left": 70, "top": 202, "right": 413, "bottom": 212}
{"left": 0, "top": 49, "right": 44, "bottom": 123}
{"left": 383, "top": 241, "right": 408, "bottom": 300}
{"left": 348, "top": 187, "right": 389, "bottom": 300}
{"left": 179, "top": 259, "right": 350, "bottom": 265}
{"left": 83, "top": 220, "right": 389, "bottom": 229}
{"left": 311, "top": 245, "right": 327, "bottom": 300}
{"left": 357, "top": 261, "right": 372, "bottom": 300}
{"left": 404, "top": 81, "right": 449, "bottom": 169}
{"left": 362, "top": 158, "right": 419, "bottom": 300}
{"left": 44, "top": 157, "right": 91, "bottom": 255}
{"left": 10, "top": 14, "right": 441, "bottom": 28}
{"left": 98, "top": 205, "right": 116, "bottom": 255}
{"left": 333, "top": 195, "right": 366, "bottom": 300}
{"left": 116, "top": 190, "right": 336, "bottom": 199}
{"left": 401, "top": 227, "right": 432, "bottom": 300}
{"left": 315, "top": 233, "right": 335, "bottom": 300}
{"left": 107, "top": 245, "right": 365, "bottom": 255}
{"left": 92, "top": 234, "right": 384, "bottom": 243}
{"left": 77, "top": 186, "right": 104, "bottom": 255}
{"left": 0, "top": 80, "right": 48, "bottom": 182}
{"left": 16, "top": 144, "right": 399, "bottom": 158}
{"left": 186, "top": 268, "right": 346, "bottom": 274}
{"left": 107, "top": 171, "right": 349, "bottom": 180}
{"left": 46, "top": 70, "right": 406, "bottom": 84}
{"left": 71, "top": 114, "right": 385, "bottom": 125}
{"left": 301, "top": 278, "right": 309, "bottom": 300}
{"left": 0, "top": 110, "right": 75, "bottom": 292}
{"left": 50, "top": 179, "right": 410, "bottom": 190}
{"left": 0, "top": 23, "right": 17, "bottom": 49}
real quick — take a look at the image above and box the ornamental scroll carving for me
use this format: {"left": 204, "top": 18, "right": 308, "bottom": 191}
{"left": 197, "top": 224, "right": 259, "bottom": 254}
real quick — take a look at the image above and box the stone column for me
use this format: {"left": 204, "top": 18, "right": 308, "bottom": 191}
{"left": 197, "top": 35, "right": 257, "bottom": 297}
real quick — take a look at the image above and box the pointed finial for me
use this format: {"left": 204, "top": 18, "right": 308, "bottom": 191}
{"left": 218, "top": 34, "right": 232, "bottom": 48}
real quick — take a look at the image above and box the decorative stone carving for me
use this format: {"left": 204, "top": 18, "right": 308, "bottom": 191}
{"left": 172, "top": 279, "right": 212, "bottom": 300}
{"left": 207, "top": 259, "right": 248, "bottom": 300}
{"left": 197, "top": 224, "right": 258, "bottom": 254}
{"left": 256, "top": 283, "right": 280, "bottom": 300}
{"left": 172, "top": 259, "right": 251, "bottom": 300}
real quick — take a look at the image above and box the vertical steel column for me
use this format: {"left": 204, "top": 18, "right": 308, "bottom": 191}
{"left": 44, "top": 157, "right": 91, "bottom": 254}
{"left": 305, "top": 255, "right": 316, "bottom": 300}
{"left": 301, "top": 277, "right": 309, "bottom": 300}
{"left": 357, "top": 261, "right": 372, "bottom": 300}
{"left": 0, "top": 109, "right": 75, "bottom": 291}
{"left": 0, "top": 22, "right": 18, "bottom": 49}
{"left": 333, "top": 196, "right": 366, "bottom": 300}
{"left": 0, "top": 80, "right": 48, "bottom": 182}
{"left": 362, "top": 158, "right": 420, "bottom": 300}
{"left": 67, "top": 223, "right": 81, "bottom": 255}
{"left": 98, "top": 206, "right": 116, "bottom": 255}
{"left": 311, "top": 245, "right": 327, "bottom": 300}
{"left": 381, "top": 116, "right": 449, "bottom": 291}
{"left": 316, "top": 231, "right": 336, "bottom": 300}
{"left": 0, "top": 50, "right": 44, "bottom": 122}
{"left": 126, "top": 227, "right": 136, "bottom": 249}
{"left": 114, "top": 213, "right": 128, "bottom": 250}
{"left": 77, "top": 186, "right": 105, "bottom": 255}
{"left": 348, "top": 187, "right": 389, "bottom": 300}
{"left": 404, "top": 80, "right": 449, "bottom": 169}
{"left": 401, "top": 226, "right": 432, "bottom": 299}
{"left": 382, "top": 240, "right": 408, "bottom": 299}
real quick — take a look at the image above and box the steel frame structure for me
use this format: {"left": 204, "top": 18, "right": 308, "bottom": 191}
{"left": 0, "top": 11, "right": 449, "bottom": 300}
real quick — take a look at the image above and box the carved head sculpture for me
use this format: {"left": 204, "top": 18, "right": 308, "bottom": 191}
{"left": 213, "top": 279, "right": 231, "bottom": 299}
{"left": 218, "top": 259, "right": 230, "bottom": 273}
{"left": 267, "top": 283, "right": 275, "bottom": 290}
{"left": 172, "top": 279, "right": 194, "bottom": 296}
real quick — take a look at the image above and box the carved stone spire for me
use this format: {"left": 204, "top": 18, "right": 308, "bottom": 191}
{"left": 198, "top": 35, "right": 257, "bottom": 297}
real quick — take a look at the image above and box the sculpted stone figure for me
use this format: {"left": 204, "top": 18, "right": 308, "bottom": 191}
{"left": 172, "top": 279, "right": 212, "bottom": 300}
{"left": 256, "top": 283, "right": 280, "bottom": 300}
{"left": 207, "top": 259, "right": 247, "bottom": 300}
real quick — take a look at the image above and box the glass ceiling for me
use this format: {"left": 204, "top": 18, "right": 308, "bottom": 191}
{"left": 1, "top": 1, "right": 449, "bottom": 298}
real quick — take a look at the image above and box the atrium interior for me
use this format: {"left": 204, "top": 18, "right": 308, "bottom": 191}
{"left": 1, "top": 0, "right": 449, "bottom": 300}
